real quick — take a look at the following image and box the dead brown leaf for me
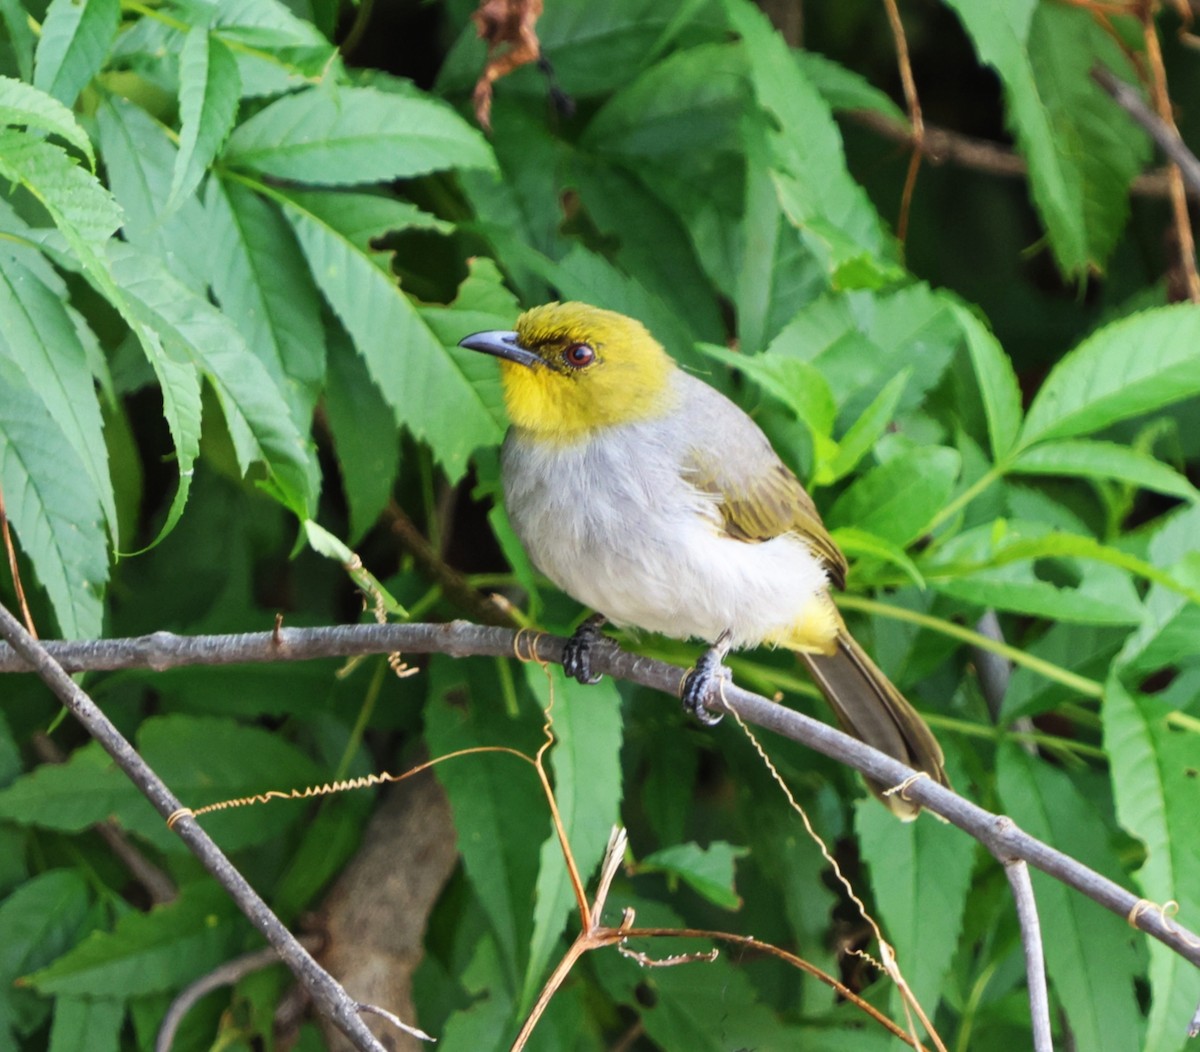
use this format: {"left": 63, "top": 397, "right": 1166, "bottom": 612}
{"left": 469, "top": 0, "right": 544, "bottom": 131}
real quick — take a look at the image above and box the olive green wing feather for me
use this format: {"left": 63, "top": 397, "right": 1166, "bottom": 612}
{"left": 680, "top": 401, "right": 848, "bottom": 588}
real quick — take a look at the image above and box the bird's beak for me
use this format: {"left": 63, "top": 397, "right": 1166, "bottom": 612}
{"left": 458, "top": 329, "right": 543, "bottom": 369}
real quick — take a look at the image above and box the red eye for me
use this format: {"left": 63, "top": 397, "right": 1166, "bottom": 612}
{"left": 564, "top": 343, "right": 595, "bottom": 368}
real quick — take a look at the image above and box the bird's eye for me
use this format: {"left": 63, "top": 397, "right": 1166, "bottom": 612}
{"left": 564, "top": 343, "right": 595, "bottom": 368}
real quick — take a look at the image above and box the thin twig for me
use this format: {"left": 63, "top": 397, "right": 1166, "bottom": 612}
{"left": 512, "top": 827, "right": 923, "bottom": 1050}
{"left": 881, "top": 0, "right": 922, "bottom": 244}
{"left": 32, "top": 732, "right": 176, "bottom": 906}
{"left": 1091, "top": 64, "right": 1200, "bottom": 203}
{"left": 1128, "top": 10, "right": 1200, "bottom": 300}
{"left": 1002, "top": 857, "right": 1054, "bottom": 1052}
{"left": 385, "top": 499, "right": 517, "bottom": 627}
{"left": 4, "top": 621, "right": 1200, "bottom": 982}
{"left": 0, "top": 481, "right": 36, "bottom": 635}
{"left": 0, "top": 603, "right": 393, "bottom": 1052}
{"left": 156, "top": 936, "right": 323, "bottom": 1052}
{"left": 971, "top": 611, "right": 1011, "bottom": 721}
{"left": 849, "top": 108, "right": 1199, "bottom": 201}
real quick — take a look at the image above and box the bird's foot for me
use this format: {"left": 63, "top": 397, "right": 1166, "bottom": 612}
{"left": 681, "top": 633, "right": 733, "bottom": 726}
{"left": 562, "top": 614, "right": 607, "bottom": 685}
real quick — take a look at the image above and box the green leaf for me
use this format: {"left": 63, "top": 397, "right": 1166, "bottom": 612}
{"left": 526, "top": 0, "right": 725, "bottom": 97}
{"left": 0, "top": 715, "right": 325, "bottom": 852}
{"left": 169, "top": 29, "right": 241, "bottom": 210}
{"left": 567, "top": 159, "right": 725, "bottom": 345}
{"left": 128, "top": 328, "right": 202, "bottom": 547}
{"left": 224, "top": 84, "right": 495, "bottom": 185}
{"left": 0, "top": 130, "right": 122, "bottom": 249}
{"left": 855, "top": 796, "right": 975, "bottom": 1023}
{"left": 0, "top": 0, "right": 36, "bottom": 81}
{"left": 437, "top": 934, "right": 512, "bottom": 1052}
{"left": 278, "top": 188, "right": 502, "bottom": 481}
{"left": 816, "top": 367, "right": 910, "bottom": 485}
{"left": 832, "top": 526, "right": 926, "bottom": 589}
{"left": 0, "top": 356, "right": 107, "bottom": 637}
{"left": 0, "top": 251, "right": 116, "bottom": 547}
{"left": 962, "top": 528, "right": 1200, "bottom": 607}
{"left": 0, "top": 871, "right": 91, "bottom": 989}
{"left": 996, "top": 745, "right": 1142, "bottom": 1052}
{"left": 726, "top": 0, "right": 889, "bottom": 275}
{"left": 1021, "top": 305, "right": 1200, "bottom": 447}
{"left": 274, "top": 186, "right": 452, "bottom": 249}
{"left": 943, "top": 0, "right": 1147, "bottom": 273}
{"left": 302, "top": 520, "right": 406, "bottom": 617}
{"left": 951, "top": 302, "right": 1022, "bottom": 461}
{"left": 928, "top": 522, "right": 1144, "bottom": 625}
{"left": 33, "top": 0, "right": 118, "bottom": 106}
{"left": 1117, "top": 505, "right": 1200, "bottom": 674}
{"left": 761, "top": 285, "right": 960, "bottom": 417}
{"left": 1024, "top": 4, "right": 1149, "bottom": 269}
{"left": 0, "top": 75, "right": 93, "bottom": 166}
{"left": 698, "top": 341, "right": 836, "bottom": 448}
{"left": 829, "top": 446, "right": 961, "bottom": 547}
{"left": 323, "top": 322, "right": 400, "bottom": 542}
{"left": 1000, "top": 623, "right": 1123, "bottom": 721}
{"left": 94, "top": 95, "right": 212, "bottom": 293}
{"left": 639, "top": 841, "right": 748, "bottom": 910}
{"left": 48, "top": 997, "right": 123, "bottom": 1052}
{"left": 591, "top": 895, "right": 805, "bottom": 1050}
{"left": 583, "top": 42, "right": 747, "bottom": 165}
{"left": 108, "top": 243, "right": 318, "bottom": 517}
{"left": 4, "top": 105, "right": 188, "bottom": 549}
{"left": 534, "top": 244, "right": 700, "bottom": 372}
{"left": 272, "top": 792, "right": 371, "bottom": 922}
{"left": 424, "top": 657, "right": 548, "bottom": 989}
{"left": 206, "top": 176, "right": 326, "bottom": 428}
{"left": 26, "top": 883, "right": 241, "bottom": 997}
{"left": 1012, "top": 439, "right": 1199, "bottom": 502}
{"left": 1103, "top": 678, "right": 1200, "bottom": 1052}
{"left": 735, "top": 134, "right": 826, "bottom": 355}
{"left": 796, "top": 50, "right": 906, "bottom": 120}
{"left": 522, "top": 666, "right": 622, "bottom": 1009}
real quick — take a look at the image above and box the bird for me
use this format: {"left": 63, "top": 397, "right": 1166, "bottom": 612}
{"left": 459, "top": 302, "right": 948, "bottom": 817}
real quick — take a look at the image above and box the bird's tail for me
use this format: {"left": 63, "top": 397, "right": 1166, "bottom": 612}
{"left": 798, "top": 629, "right": 949, "bottom": 819}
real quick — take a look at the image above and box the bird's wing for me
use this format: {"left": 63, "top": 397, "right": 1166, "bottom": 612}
{"left": 681, "top": 417, "right": 848, "bottom": 590}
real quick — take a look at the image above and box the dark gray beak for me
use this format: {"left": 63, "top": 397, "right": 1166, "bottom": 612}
{"left": 458, "top": 329, "right": 543, "bottom": 369}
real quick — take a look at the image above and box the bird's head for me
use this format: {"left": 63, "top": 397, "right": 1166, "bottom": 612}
{"left": 459, "top": 302, "right": 677, "bottom": 441}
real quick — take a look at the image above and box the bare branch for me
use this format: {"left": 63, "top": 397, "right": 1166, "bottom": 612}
{"left": 385, "top": 500, "right": 517, "bottom": 627}
{"left": 31, "top": 732, "right": 176, "bottom": 906}
{"left": 0, "top": 603, "right": 393, "bottom": 1052}
{"left": 1091, "top": 63, "right": 1200, "bottom": 203}
{"left": 849, "top": 107, "right": 1198, "bottom": 201}
{"left": 1002, "top": 857, "right": 1054, "bottom": 1052}
{"left": 156, "top": 937, "right": 322, "bottom": 1052}
{"left": 4, "top": 619, "right": 1200, "bottom": 991}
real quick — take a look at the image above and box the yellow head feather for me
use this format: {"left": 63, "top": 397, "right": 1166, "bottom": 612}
{"left": 498, "top": 303, "right": 678, "bottom": 441}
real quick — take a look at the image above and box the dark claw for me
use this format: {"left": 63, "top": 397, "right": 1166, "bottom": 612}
{"left": 680, "top": 641, "right": 733, "bottom": 726}
{"left": 562, "top": 615, "right": 606, "bottom": 685}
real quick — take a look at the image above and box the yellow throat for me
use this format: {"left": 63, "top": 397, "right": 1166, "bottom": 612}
{"left": 492, "top": 302, "right": 678, "bottom": 441}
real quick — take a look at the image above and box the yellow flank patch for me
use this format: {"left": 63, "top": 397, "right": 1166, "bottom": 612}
{"left": 769, "top": 595, "right": 840, "bottom": 655}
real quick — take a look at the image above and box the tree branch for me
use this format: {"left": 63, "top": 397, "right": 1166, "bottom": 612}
{"left": 1002, "top": 858, "right": 1053, "bottom": 1052}
{"left": 156, "top": 936, "right": 322, "bottom": 1052}
{"left": 850, "top": 106, "right": 1199, "bottom": 201}
{"left": 0, "top": 604, "right": 393, "bottom": 1052}
{"left": 1092, "top": 62, "right": 1200, "bottom": 201}
{"left": 3, "top": 619, "right": 1200, "bottom": 991}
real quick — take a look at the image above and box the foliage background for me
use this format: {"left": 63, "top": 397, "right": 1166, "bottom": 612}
{"left": 1, "top": 0, "right": 1199, "bottom": 1048}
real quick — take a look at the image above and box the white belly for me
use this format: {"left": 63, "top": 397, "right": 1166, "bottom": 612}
{"left": 501, "top": 420, "right": 829, "bottom": 649}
